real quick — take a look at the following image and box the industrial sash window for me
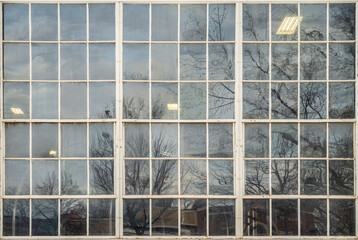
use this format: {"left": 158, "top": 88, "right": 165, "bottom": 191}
{"left": 0, "top": 1, "right": 357, "bottom": 238}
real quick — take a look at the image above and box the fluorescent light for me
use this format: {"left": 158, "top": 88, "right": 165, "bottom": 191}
{"left": 10, "top": 108, "right": 24, "bottom": 115}
{"left": 167, "top": 103, "right": 178, "bottom": 111}
{"left": 49, "top": 150, "right": 57, "bottom": 156}
{"left": 276, "top": 16, "right": 302, "bottom": 35}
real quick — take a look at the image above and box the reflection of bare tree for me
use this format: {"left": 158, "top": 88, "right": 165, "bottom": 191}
{"left": 245, "top": 160, "right": 269, "bottom": 195}
{"left": 271, "top": 160, "right": 298, "bottom": 195}
{"left": 3, "top": 199, "right": 29, "bottom": 236}
{"left": 34, "top": 171, "right": 58, "bottom": 195}
{"left": 90, "top": 160, "right": 114, "bottom": 194}
{"left": 123, "top": 96, "right": 148, "bottom": 119}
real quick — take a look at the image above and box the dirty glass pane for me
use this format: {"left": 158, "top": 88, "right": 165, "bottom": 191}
{"left": 209, "top": 199, "right": 235, "bottom": 236}
{"left": 125, "top": 123, "right": 149, "bottom": 158}
{"left": 209, "top": 160, "right": 233, "bottom": 195}
{"left": 3, "top": 199, "right": 29, "bottom": 236}
{"left": 245, "top": 160, "right": 269, "bottom": 195}
{"left": 152, "top": 5, "right": 178, "bottom": 41}
{"left": 271, "top": 160, "right": 298, "bottom": 195}
{"left": 271, "top": 83, "right": 298, "bottom": 119}
{"left": 300, "top": 4, "right": 326, "bottom": 41}
{"left": 180, "top": 44, "right": 206, "bottom": 80}
{"left": 209, "top": 4, "right": 235, "bottom": 41}
{"left": 32, "top": 199, "right": 58, "bottom": 236}
{"left": 272, "top": 44, "right": 298, "bottom": 80}
{"left": 271, "top": 123, "right": 298, "bottom": 158}
{"left": 329, "top": 160, "right": 354, "bottom": 195}
{"left": 60, "top": 44, "right": 87, "bottom": 80}
{"left": 125, "top": 160, "right": 150, "bottom": 195}
{"left": 89, "top": 4, "right": 115, "bottom": 41}
{"left": 5, "top": 160, "right": 30, "bottom": 195}
{"left": 61, "top": 124, "right": 86, "bottom": 157}
{"left": 61, "top": 160, "right": 87, "bottom": 195}
{"left": 32, "top": 123, "right": 58, "bottom": 158}
{"left": 329, "top": 82, "right": 355, "bottom": 119}
{"left": 123, "top": 4, "right": 149, "bottom": 41}
{"left": 329, "top": 4, "right": 355, "bottom": 41}
{"left": 152, "top": 83, "right": 178, "bottom": 119}
{"left": 209, "top": 44, "right": 235, "bottom": 80}
{"left": 180, "top": 5, "right": 206, "bottom": 41}
{"left": 329, "top": 43, "right": 355, "bottom": 80}
{"left": 31, "top": 4, "right": 58, "bottom": 41}
{"left": 180, "top": 124, "right": 206, "bottom": 158}
{"left": 181, "top": 160, "right": 206, "bottom": 195}
{"left": 152, "top": 124, "right": 178, "bottom": 158}
{"left": 123, "top": 82, "right": 149, "bottom": 119}
{"left": 300, "top": 123, "right": 326, "bottom": 158}
{"left": 209, "top": 82, "right": 234, "bottom": 119}
{"left": 152, "top": 44, "right": 177, "bottom": 80}
{"left": 209, "top": 124, "right": 233, "bottom": 157}
{"left": 243, "top": 4, "right": 269, "bottom": 41}
{"left": 89, "top": 82, "right": 116, "bottom": 119}
{"left": 300, "top": 43, "right": 326, "bottom": 80}
{"left": 61, "top": 83, "right": 86, "bottom": 119}
{"left": 32, "top": 160, "right": 58, "bottom": 195}
{"left": 181, "top": 199, "right": 206, "bottom": 236}
{"left": 32, "top": 83, "right": 58, "bottom": 119}
{"left": 60, "top": 199, "right": 86, "bottom": 235}
{"left": 4, "top": 43, "right": 29, "bottom": 80}
{"left": 89, "top": 160, "right": 114, "bottom": 195}
{"left": 243, "top": 44, "right": 269, "bottom": 80}
{"left": 329, "top": 123, "right": 353, "bottom": 158}
{"left": 4, "top": 82, "right": 29, "bottom": 119}
{"left": 152, "top": 199, "right": 178, "bottom": 236}
{"left": 300, "top": 160, "right": 326, "bottom": 195}
{"left": 123, "top": 199, "right": 149, "bottom": 236}
{"left": 243, "top": 83, "right": 269, "bottom": 119}
{"left": 243, "top": 199, "right": 269, "bottom": 236}
{"left": 89, "top": 44, "right": 115, "bottom": 80}
{"left": 5, "top": 123, "right": 29, "bottom": 158}
{"left": 32, "top": 44, "right": 58, "bottom": 80}
{"left": 152, "top": 160, "right": 178, "bottom": 195}
{"left": 89, "top": 123, "right": 113, "bottom": 158}
{"left": 272, "top": 199, "right": 298, "bottom": 235}
{"left": 300, "top": 83, "right": 326, "bottom": 119}
{"left": 180, "top": 83, "right": 206, "bottom": 119}
{"left": 300, "top": 199, "right": 327, "bottom": 236}
{"left": 330, "top": 199, "right": 355, "bottom": 236}
{"left": 60, "top": 4, "right": 86, "bottom": 41}
{"left": 272, "top": 4, "right": 298, "bottom": 41}
{"left": 89, "top": 199, "right": 115, "bottom": 236}
{"left": 245, "top": 124, "right": 269, "bottom": 158}
{"left": 4, "top": 4, "right": 28, "bottom": 40}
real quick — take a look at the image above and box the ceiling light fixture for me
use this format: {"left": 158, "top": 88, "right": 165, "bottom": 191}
{"left": 10, "top": 107, "right": 24, "bottom": 115}
{"left": 276, "top": 16, "right": 302, "bottom": 35}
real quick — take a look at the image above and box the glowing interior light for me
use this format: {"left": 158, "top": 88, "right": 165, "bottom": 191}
{"left": 167, "top": 103, "right": 178, "bottom": 111}
{"left": 276, "top": 16, "right": 302, "bottom": 35}
{"left": 49, "top": 150, "right": 57, "bottom": 156}
{"left": 10, "top": 108, "right": 24, "bottom": 115}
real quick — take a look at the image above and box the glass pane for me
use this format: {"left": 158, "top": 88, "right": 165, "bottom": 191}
{"left": 89, "top": 4, "right": 115, "bottom": 41}
{"left": 180, "top": 5, "right": 206, "bottom": 41}
{"left": 4, "top": 43, "right": 29, "bottom": 80}
{"left": 181, "top": 199, "right": 206, "bottom": 236}
{"left": 271, "top": 160, "right": 298, "bottom": 195}
{"left": 209, "top": 82, "right": 235, "bottom": 119}
{"left": 152, "top": 83, "right": 178, "bottom": 119}
{"left": 300, "top": 83, "right": 326, "bottom": 119}
{"left": 89, "top": 82, "right": 116, "bottom": 119}
{"left": 5, "top": 123, "right": 29, "bottom": 158}
{"left": 123, "top": 199, "right": 149, "bottom": 236}
{"left": 209, "top": 199, "right": 235, "bottom": 236}
{"left": 271, "top": 123, "right": 298, "bottom": 158}
{"left": 243, "top": 199, "right": 269, "bottom": 236}
{"left": 5, "top": 160, "right": 30, "bottom": 195}
{"left": 245, "top": 124, "right": 269, "bottom": 158}
{"left": 89, "top": 199, "right": 115, "bottom": 235}
{"left": 243, "top": 44, "right": 269, "bottom": 80}
{"left": 89, "top": 44, "right": 115, "bottom": 80}
{"left": 243, "top": 83, "right": 269, "bottom": 119}
{"left": 329, "top": 43, "right": 355, "bottom": 80}
{"left": 61, "top": 160, "right": 87, "bottom": 195}
{"left": 329, "top": 160, "right": 354, "bottom": 195}
{"left": 329, "top": 82, "right": 355, "bottom": 119}
{"left": 89, "top": 123, "right": 114, "bottom": 157}
{"left": 32, "top": 160, "right": 58, "bottom": 195}
{"left": 209, "top": 44, "right": 234, "bottom": 80}
{"left": 152, "top": 160, "right": 178, "bottom": 195}
{"left": 181, "top": 160, "right": 206, "bottom": 195}
{"left": 32, "top": 199, "right": 58, "bottom": 236}
{"left": 123, "top": 4, "right": 149, "bottom": 41}
{"left": 272, "top": 199, "right": 298, "bottom": 235}
{"left": 245, "top": 160, "right": 269, "bottom": 195}
{"left": 90, "top": 160, "right": 114, "bottom": 194}
{"left": 60, "top": 44, "right": 87, "bottom": 80}
{"left": 209, "top": 4, "right": 235, "bottom": 41}
{"left": 61, "top": 83, "right": 86, "bottom": 119}
{"left": 300, "top": 43, "right": 326, "bottom": 80}
{"left": 4, "top": 4, "right": 29, "bottom": 40}
{"left": 272, "top": 44, "right": 298, "bottom": 80}
{"left": 330, "top": 199, "right": 355, "bottom": 236}
{"left": 180, "top": 124, "right": 206, "bottom": 158}
{"left": 300, "top": 4, "right": 326, "bottom": 41}
{"left": 61, "top": 124, "right": 86, "bottom": 157}
{"left": 209, "top": 124, "right": 233, "bottom": 157}
{"left": 32, "top": 123, "right": 58, "bottom": 158}
{"left": 31, "top": 4, "right": 58, "bottom": 41}
{"left": 209, "top": 160, "right": 233, "bottom": 195}
{"left": 32, "top": 44, "right": 58, "bottom": 80}
{"left": 152, "top": 44, "right": 177, "bottom": 80}
{"left": 300, "top": 199, "right": 327, "bottom": 236}
{"left": 123, "top": 82, "right": 149, "bottom": 119}
{"left": 272, "top": 4, "right": 298, "bottom": 41}
{"left": 180, "top": 83, "right": 206, "bottom": 119}
{"left": 125, "top": 123, "right": 149, "bottom": 157}
{"left": 152, "top": 199, "right": 178, "bottom": 236}
{"left": 4, "top": 82, "right": 29, "bottom": 119}
{"left": 271, "top": 83, "right": 298, "bottom": 119}
{"left": 300, "top": 160, "right": 326, "bottom": 195}
{"left": 243, "top": 4, "right": 269, "bottom": 41}
{"left": 152, "top": 124, "right": 178, "bottom": 158}
{"left": 329, "top": 123, "right": 353, "bottom": 158}
{"left": 300, "top": 123, "right": 326, "bottom": 158}
{"left": 60, "top": 4, "right": 86, "bottom": 41}
{"left": 32, "top": 83, "right": 58, "bottom": 119}
{"left": 125, "top": 160, "right": 150, "bottom": 195}
{"left": 60, "top": 199, "right": 86, "bottom": 235}
{"left": 329, "top": 4, "right": 355, "bottom": 41}
{"left": 3, "top": 199, "right": 29, "bottom": 236}
{"left": 180, "top": 44, "right": 206, "bottom": 80}
{"left": 152, "top": 5, "right": 178, "bottom": 41}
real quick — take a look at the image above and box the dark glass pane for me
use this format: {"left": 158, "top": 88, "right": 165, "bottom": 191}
{"left": 61, "top": 160, "right": 87, "bottom": 195}
{"left": 243, "top": 199, "right": 269, "bottom": 236}
{"left": 152, "top": 44, "right": 177, "bottom": 80}
{"left": 152, "top": 123, "right": 178, "bottom": 158}
{"left": 89, "top": 199, "right": 115, "bottom": 235}
{"left": 125, "top": 160, "right": 150, "bottom": 195}
{"left": 4, "top": 4, "right": 29, "bottom": 40}
{"left": 32, "top": 199, "right": 58, "bottom": 236}
{"left": 209, "top": 124, "right": 233, "bottom": 157}
{"left": 5, "top": 160, "right": 30, "bottom": 195}
{"left": 329, "top": 82, "right": 355, "bottom": 119}
{"left": 32, "top": 123, "right": 58, "bottom": 158}
{"left": 300, "top": 160, "right": 326, "bottom": 195}
{"left": 272, "top": 199, "right": 298, "bottom": 235}
{"left": 300, "top": 123, "right": 326, "bottom": 158}
{"left": 243, "top": 4, "right": 269, "bottom": 41}
{"left": 123, "top": 82, "right": 149, "bottom": 119}
{"left": 209, "top": 44, "right": 235, "bottom": 80}
{"left": 180, "top": 124, "right": 206, "bottom": 158}
{"left": 209, "top": 4, "right": 235, "bottom": 41}
{"left": 152, "top": 5, "right": 178, "bottom": 41}
{"left": 152, "top": 83, "right": 178, "bottom": 119}
{"left": 32, "top": 44, "right": 58, "bottom": 80}
{"left": 300, "top": 44, "right": 326, "bottom": 80}
{"left": 152, "top": 160, "right": 178, "bottom": 195}
{"left": 271, "top": 160, "right": 298, "bottom": 195}
{"left": 180, "top": 5, "right": 206, "bottom": 41}
{"left": 152, "top": 199, "right": 178, "bottom": 236}
{"left": 243, "top": 83, "right": 269, "bottom": 119}
{"left": 300, "top": 4, "right": 326, "bottom": 41}
{"left": 4, "top": 43, "right": 29, "bottom": 80}
{"left": 32, "top": 160, "right": 58, "bottom": 195}
{"left": 3, "top": 199, "right": 29, "bottom": 236}
{"left": 271, "top": 83, "right": 298, "bottom": 119}
{"left": 300, "top": 199, "right": 327, "bottom": 236}
{"left": 89, "top": 123, "right": 114, "bottom": 157}
{"left": 31, "top": 4, "right": 58, "bottom": 41}
{"left": 60, "top": 4, "right": 86, "bottom": 41}
{"left": 271, "top": 123, "right": 298, "bottom": 158}
{"left": 243, "top": 44, "right": 269, "bottom": 80}
{"left": 209, "top": 160, "right": 233, "bottom": 195}
{"left": 329, "top": 160, "right": 354, "bottom": 195}
{"left": 89, "top": 82, "right": 116, "bottom": 119}
{"left": 60, "top": 199, "right": 86, "bottom": 235}
{"left": 61, "top": 124, "right": 86, "bottom": 157}
{"left": 209, "top": 199, "right": 235, "bottom": 236}
{"left": 330, "top": 199, "right": 355, "bottom": 236}
{"left": 32, "top": 83, "right": 58, "bottom": 119}
{"left": 245, "top": 160, "right": 269, "bottom": 195}
{"left": 300, "top": 83, "right": 326, "bottom": 119}
{"left": 89, "top": 160, "right": 114, "bottom": 194}
{"left": 180, "top": 44, "right": 206, "bottom": 80}
{"left": 180, "top": 83, "right": 206, "bottom": 119}
{"left": 272, "top": 44, "right": 298, "bottom": 80}
{"left": 123, "top": 4, "right": 149, "bottom": 41}
{"left": 329, "top": 43, "right": 355, "bottom": 80}
{"left": 329, "top": 123, "right": 353, "bottom": 158}
{"left": 89, "top": 44, "right": 115, "bottom": 80}
{"left": 245, "top": 124, "right": 269, "bottom": 158}
{"left": 123, "top": 199, "right": 149, "bottom": 236}
{"left": 89, "top": 4, "right": 115, "bottom": 41}
{"left": 209, "top": 82, "right": 234, "bottom": 119}
{"left": 272, "top": 4, "right": 298, "bottom": 41}
{"left": 125, "top": 123, "right": 149, "bottom": 157}
{"left": 4, "top": 82, "right": 29, "bottom": 119}
{"left": 181, "top": 199, "right": 206, "bottom": 235}
{"left": 5, "top": 123, "right": 29, "bottom": 158}
{"left": 181, "top": 160, "right": 206, "bottom": 195}
{"left": 60, "top": 44, "right": 87, "bottom": 80}
{"left": 329, "top": 4, "right": 355, "bottom": 40}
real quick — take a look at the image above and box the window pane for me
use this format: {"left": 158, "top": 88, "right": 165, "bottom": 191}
{"left": 90, "top": 160, "right": 114, "bottom": 195}
{"left": 329, "top": 4, "right": 355, "bottom": 41}
{"left": 329, "top": 43, "right": 355, "bottom": 80}
{"left": 180, "top": 44, "right": 206, "bottom": 80}
{"left": 271, "top": 83, "right": 298, "bottom": 119}
{"left": 5, "top": 160, "right": 30, "bottom": 195}
{"left": 181, "top": 160, "right": 206, "bottom": 195}
{"left": 245, "top": 124, "right": 269, "bottom": 158}
{"left": 271, "top": 123, "right": 298, "bottom": 158}
{"left": 4, "top": 82, "right": 29, "bottom": 119}
{"left": 32, "top": 123, "right": 58, "bottom": 158}
{"left": 243, "top": 199, "right": 269, "bottom": 236}
{"left": 300, "top": 43, "right": 326, "bottom": 80}
{"left": 272, "top": 44, "right": 298, "bottom": 80}
{"left": 61, "top": 160, "right": 87, "bottom": 195}
{"left": 272, "top": 199, "right": 298, "bottom": 235}
{"left": 181, "top": 199, "right": 206, "bottom": 235}
{"left": 61, "top": 123, "right": 86, "bottom": 157}
{"left": 209, "top": 199, "right": 235, "bottom": 236}
{"left": 123, "top": 44, "right": 149, "bottom": 80}
{"left": 89, "top": 82, "right": 116, "bottom": 119}
{"left": 243, "top": 4, "right": 269, "bottom": 41}
{"left": 123, "top": 199, "right": 149, "bottom": 236}
{"left": 125, "top": 160, "right": 149, "bottom": 195}
{"left": 329, "top": 123, "right": 353, "bottom": 158}
{"left": 329, "top": 160, "right": 354, "bottom": 195}
{"left": 89, "top": 44, "right": 115, "bottom": 80}
{"left": 4, "top": 4, "right": 29, "bottom": 40}
{"left": 60, "top": 4, "right": 86, "bottom": 41}
{"left": 89, "top": 4, "right": 115, "bottom": 41}
{"left": 32, "top": 199, "right": 58, "bottom": 236}
{"left": 180, "top": 124, "right": 206, "bottom": 158}
{"left": 300, "top": 4, "right": 326, "bottom": 41}
{"left": 180, "top": 83, "right": 206, "bottom": 119}
{"left": 300, "top": 123, "right": 326, "bottom": 158}
{"left": 243, "top": 83, "right": 269, "bottom": 119}
{"left": 152, "top": 160, "right": 178, "bottom": 195}
{"left": 89, "top": 123, "right": 114, "bottom": 158}
{"left": 5, "top": 123, "right": 29, "bottom": 158}
{"left": 209, "top": 160, "right": 233, "bottom": 195}
{"left": 60, "top": 44, "right": 87, "bottom": 80}
{"left": 152, "top": 44, "right": 177, "bottom": 80}
{"left": 152, "top": 5, "right": 178, "bottom": 41}
{"left": 180, "top": 5, "right": 206, "bottom": 41}
{"left": 209, "top": 44, "right": 235, "bottom": 80}
{"left": 3, "top": 199, "right": 29, "bottom": 236}
{"left": 209, "top": 124, "right": 233, "bottom": 157}
{"left": 125, "top": 123, "right": 149, "bottom": 158}
{"left": 271, "top": 160, "right": 298, "bottom": 195}
{"left": 245, "top": 160, "right": 269, "bottom": 195}
{"left": 329, "top": 82, "right": 355, "bottom": 119}
{"left": 123, "top": 4, "right": 149, "bottom": 41}
{"left": 272, "top": 4, "right": 298, "bottom": 41}
{"left": 301, "top": 199, "right": 327, "bottom": 236}
{"left": 123, "top": 82, "right": 149, "bottom": 119}
{"left": 152, "top": 199, "right": 178, "bottom": 236}
{"left": 61, "top": 83, "right": 87, "bottom": 119}
{"left": 32, "top": 83, "right": 58, "bottom": 119}
{"left": 330, "top": 199, "right": 355, "bottom": 236}
{"left": 152, "top": 83, "right": 178, "bottom": 119}
{"left": 89, "top": 199, "right": 115, "bottom": 236}
{"left": 209, "top": 82, "right": 235, "bottom": 119}
{"left": 32, "top": 44, "right": 58, "bottom": 80}
{"left": 209, "top": 5, "right": 235, "bottom": 41}
{"left": 300, "top": 83, "right": 326, "bottom": 119}
{"left": 60, "top": 199, "right": 86, "bottom": 235}
{"left": 243, "top": 44, "right": 269, "bottom": 80}
{"left": 300, "top": 160, "right": 326, "bottom": 195}
{"left": 152, "top": 123, "right": 178, "bottom": 158}
{"left": 32, "top": 160, "right": 58, "bottom": 195}
{"left": 4, "top": 43, "right": 29, "bottom": 80}
{"left": 31, "top": 4, "right": 58, "bottom": 41}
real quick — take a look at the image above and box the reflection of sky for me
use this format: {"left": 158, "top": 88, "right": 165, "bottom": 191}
{"left": 4, "top": 82, "right": 29, "bottom": 119}
{"left": 32, "top": 123, "right": 58, "bottom": 158}
{"left": 61, "top": 160, "right": 87, "bottom": 194}
{"left": 152, "top": 124, "right": 178, "bottom": 157}
{"left": 300, "top": 4, "right": 326, "bottom": 41}
{"left": 32, "top": 44, "right": 58, "bottom": 80}
{"left": 180, "top": 44, "right": 206, "bottom": 80}
{"left": 152, "top": 5, "right": 177, "bottom": 41}
{"left": 152, "top": 44, "right": 177, "bottom": 80}
{"left": 123, "top": 44, "right": 149, "bottom": 80}
{"left": 180, "top": 83, "right": 206, "bottom": 119}
{"left": 5, "top": 123, "right": 29, "bottom": 158}
{"left": 4, "top": 4, "right": 29, "bottom": 40}
{"left": 89, "top": 4, "right": 115, "bottom": 41}
{"left": 32, "top": 4, "right": 58, "bottom": 41}
{"left": 6, "top": 160, "right": 30, "bottom": 195}
{"left": 209, "top": 44, "right": 235, "bottom": 80}
{"left": 4, "top": 43, "right": 29, "bottom": 80}
{"left": 181, "top": 160, "right": 206, "bottom": 194}
{"left": 209, "top": 124, "right": 233, "bottom": 157}
{"left": 209, "top": 4, "right": 235, "bottom": 41}
{"left": 209, "top": 160, "right": 233, "bottom": 195}
{"left": 61, "top": 124, "right": 87, "bottom": 157}
{"left": 90, "top": 82, "right": 116, "bottom": 119}
{"left": 61, "top": 83, "right": 87, "bottom": 119}
{"left": 329, "top": 83, "right": 355, "bottom": 118}
{"left": 180, "top": 124, "right": 206, "bottom": 157}
{"left": 180, "top": 5, "right": 206, "bottom": 41}
{"left": 123, "top": 4, "right": 149, "bottom": 41}
{"left": 60, "top": 4, "right": 86, "bottom": 41}
{"left": 61, "top": 44, "right": 87, "bottom": 80}
{"left": 32, "top": 83, "right": 58, "bottom": 119}
{"left": 89, "top": 44, "right": 115, "bottom": 80}
{"left": 32, "top": 160, "right": 58, "bottom": 195}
